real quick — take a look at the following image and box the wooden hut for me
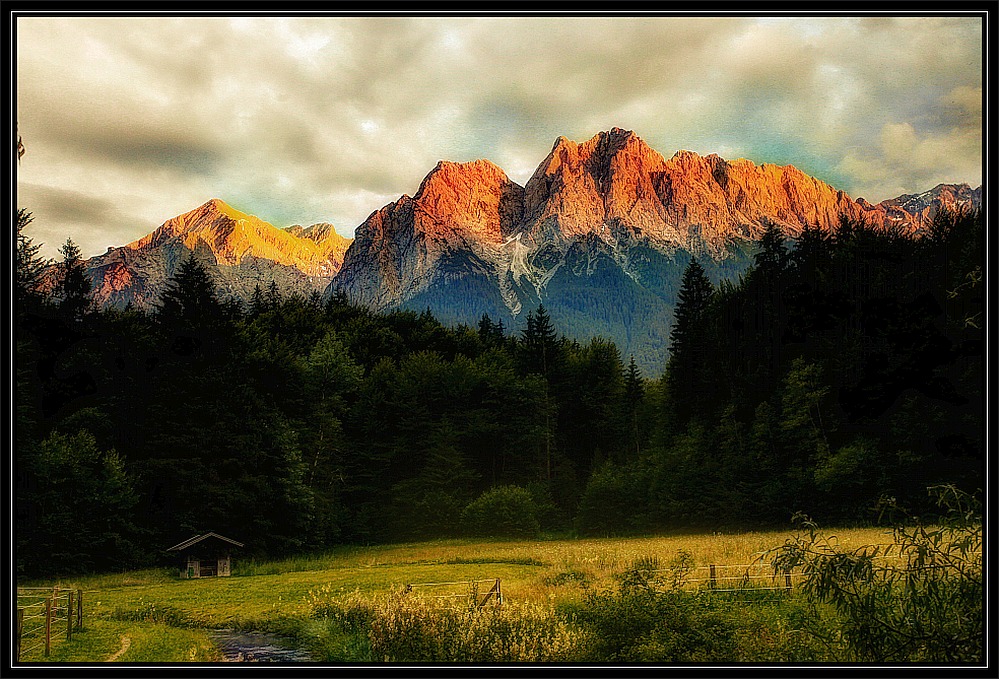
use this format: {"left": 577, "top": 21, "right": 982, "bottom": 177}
{"left": 166, "top": 532, "right": 244, "bottom": 579}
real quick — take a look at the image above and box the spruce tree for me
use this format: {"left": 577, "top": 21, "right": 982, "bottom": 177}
{"left": 57, "top": 238, "right": 92, "bottom": 319}
{"left": 157, "top": 256, "right": 220, "bottom": 324}
{"left": 623, "top": 355, "right": 644, "bottom": 458}
{"left": 665, "top": 257, "right": 715, "bottom": 426}
{"left": 520, "top": 304, "right": 559, "bottom": 377}
{"left": 15, "top": 210, "right": 47, "bottom": 309}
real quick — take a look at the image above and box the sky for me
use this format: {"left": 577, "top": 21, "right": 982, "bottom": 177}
{"left": 13, "top": 13, "right": 985, "bottom": 259}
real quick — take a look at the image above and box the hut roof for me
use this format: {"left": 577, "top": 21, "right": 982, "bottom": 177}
{"left": 166, "top": 532, "right": 245, "bottom": 552}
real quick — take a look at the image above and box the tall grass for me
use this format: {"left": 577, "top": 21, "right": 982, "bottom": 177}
{"left": 307, "top": 585, "right": 587, "bottom": 662}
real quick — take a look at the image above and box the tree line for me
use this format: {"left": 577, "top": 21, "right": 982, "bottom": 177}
{"left": 14, "top": 207, "right": 983, "bottom": 576}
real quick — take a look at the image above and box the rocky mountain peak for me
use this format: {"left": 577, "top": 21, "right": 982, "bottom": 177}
{"left": 80, "top": 198, "right": 353, "bottom": 310}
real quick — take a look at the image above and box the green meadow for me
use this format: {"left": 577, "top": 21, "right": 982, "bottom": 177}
{"left": 17, "top": 526, "right": 903, "bottom": 664}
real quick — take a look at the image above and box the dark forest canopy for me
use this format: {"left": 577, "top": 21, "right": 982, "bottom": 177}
{"left": 14, "top": 209, "right": 984, "bottom": 577}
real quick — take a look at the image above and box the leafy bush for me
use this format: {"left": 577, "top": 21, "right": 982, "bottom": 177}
{"left": 461, "top": 486, "right": 540, "bottom": 539}
{"left": 565, "top": 550, "right": 824, "bottom": 662}
{"left": 769, "top": 485, "right": 983, "bottom": 662}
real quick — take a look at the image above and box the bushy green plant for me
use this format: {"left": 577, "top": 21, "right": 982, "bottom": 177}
{"left": 460, "top": 486, "right": 540, "bottom": 538}
{"left": 769, "top": 485, "right": 982, "bottom": 662}
{"left": 567, "top": 549, "right": 825, "bottom": 662}
{"left": 617, "top": 551, "right": 693, "bottom": 593}
{"left": 576, "top": 461, "right": 647, "bottom": 536}
{"left": 570, "top": 588, "right": 743, "bottom": 662}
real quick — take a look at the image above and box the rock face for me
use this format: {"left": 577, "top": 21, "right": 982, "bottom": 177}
{"left": 871, "top": 183, "right": 983, "bottom": 230}
{"left": 334, "top": 159, "right": 524, "bottom": 311}
{"left": 327, "top": 128, "right": 980, "bottom": 373}
{"left": 523, "top": 128, "right": 904, "bottom": 251}
{"left": 81, "top": 199, "right": 352, "bottom": 309}
{"left": 329, "top": 127, "right": 980, "bottom": 308}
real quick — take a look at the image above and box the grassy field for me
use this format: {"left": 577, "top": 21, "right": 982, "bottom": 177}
{"left": 15, "top": 526, "right": 898, "bottom": 664}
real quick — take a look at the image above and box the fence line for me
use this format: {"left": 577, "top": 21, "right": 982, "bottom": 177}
{"left": 15, "top": 587, "right": 84, "bottom": 662}
{"left": 637, "top": 545, "right": 982, "bottom": 595}
{"left": 404, "top": 578, "right": 503, "bottom": 608}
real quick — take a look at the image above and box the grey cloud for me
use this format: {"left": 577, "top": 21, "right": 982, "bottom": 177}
{"left": 17, "top": 182, "right": 147, "bottom": 257}
{"left": 14, "top": 15, "right": 983, "bottom": 257}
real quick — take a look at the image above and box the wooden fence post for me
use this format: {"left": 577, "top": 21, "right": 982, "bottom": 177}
{"left": 495, "top": 578, "right": 502, "bottom": 605}
{"left": 44, "top": 598, "right": 52, "bottom": 657}
{"left": 709, "top": 564, "right": 717, "bottom": 589}
{"left": 77, "top": 590, "right": 84, "bottom": 630}
{"left": 784, "top": 570, "right": 792, "bottom": 591}
{"left": 67, "top": 590, "right": 74, "bottom": 641}
{"left": 16, "top": 608, "right": 23, "bottom": 662}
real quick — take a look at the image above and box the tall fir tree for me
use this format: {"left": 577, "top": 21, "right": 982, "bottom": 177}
{"left": 665, "top": 257, "right": 715, "bottom": 427}
{"left": 157, "top": 256, "right": 221, "bottom": 324}
{"left": 15, "top": 209, "right": 48, "bottom": 310}
{"left": 57, "top": 238, "right": 92, "bottom": 319}
{"left": 623, "top": 355, "right": 645, "bottom": 459}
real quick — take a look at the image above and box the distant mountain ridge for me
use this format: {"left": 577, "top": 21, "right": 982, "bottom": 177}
{"left": 73, "top": 198, "right": 351, "bottom": 309}
{"left": 327, "top": 128, "right": 979, "bottom": 372}
{"left": 66, "top": 128, "right": 980, "bottom": 373}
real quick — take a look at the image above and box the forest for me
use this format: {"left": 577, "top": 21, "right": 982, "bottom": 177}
{"left": 14, "top": 208, "right": 984, "bottom": 578}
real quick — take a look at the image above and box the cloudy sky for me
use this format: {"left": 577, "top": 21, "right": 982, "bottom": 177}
{"left": 14, "top": 13, "right": 984, "bottom": 259}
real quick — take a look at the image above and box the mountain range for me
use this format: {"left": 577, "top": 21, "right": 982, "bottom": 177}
{"left": 63, "top": 128, "right": 981, "bottom": 374}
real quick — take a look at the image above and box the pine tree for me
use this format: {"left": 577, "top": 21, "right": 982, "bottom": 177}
{"left": 519, "top": 304, "right": 562, "bottom": 480}
{"left": 249, "top": 283, "right": 266, "bottom": 316}
{"left": 520, "top": 304, "right": 559, "bottom": 377}
{"left": 266, "top": 280, "right": 282, "bottom": 309}
{"left": 157, "top": 256, "right": 220, "bottom": 324}
{"left": 754, "top": 221, "right": 789, "bottom": 273}
{"left": 15, "top": 210, "right": 47, "bottom": 309}
{"left": 669, "top": 258, "right": 714, "bottom": 353}
{"left": 665, "top": 257, "right": 715, "bottom": 426}
{"left": 623, "top": 355, "right": 644, "bottom": 458}
{"left": 57, "top": 238, "right": 92, "bottom": 319}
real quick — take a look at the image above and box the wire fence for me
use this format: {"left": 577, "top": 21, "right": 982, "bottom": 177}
{"left": 633, "top": 544, "right": 982, "bottom": 596}
{"left": 15, "top": 587, "right": 84, "bottom": 662}
{"left": 404, "top": 578, "right": 504, "bottom": 608}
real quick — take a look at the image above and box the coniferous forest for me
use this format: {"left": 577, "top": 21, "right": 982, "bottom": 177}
{"left": 14, "top": 208, "right": 984, "bottom": 578}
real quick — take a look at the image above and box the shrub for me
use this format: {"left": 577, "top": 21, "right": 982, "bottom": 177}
{"left": 569, "top": 589, "right": 740, "bottom": 662}
{"left": 769, "top": 485, "right": 983, "bottom": 662}
{"left": 565, "top": 550, "right": 825, "bottom": 662}
{"left": 461, "top": 486, "right": 540, "bottom": 539}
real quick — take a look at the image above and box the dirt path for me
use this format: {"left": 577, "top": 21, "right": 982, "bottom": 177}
{"left": 106, "top": 635, "right": 131, "bottom": 662}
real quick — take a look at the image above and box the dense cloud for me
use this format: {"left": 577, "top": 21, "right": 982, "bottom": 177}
{"left": 15, "top": 15, "right": 983, "bottom": 258}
